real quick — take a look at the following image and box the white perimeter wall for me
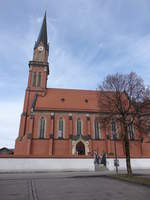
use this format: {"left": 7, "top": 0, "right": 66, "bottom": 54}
{"left": 0, "top": 158, "right": 95, "bottom": 172}
{"left": 0, "top": 158, "right": 150, "bottom": 172}
{"left": 107, "top": 158, "right": 150, "bottom": 171}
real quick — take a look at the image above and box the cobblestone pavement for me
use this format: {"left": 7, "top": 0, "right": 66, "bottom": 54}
{"left": 0, "top": 171, "right": 149, "bottom": 200}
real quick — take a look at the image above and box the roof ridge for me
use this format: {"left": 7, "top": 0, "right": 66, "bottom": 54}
{"left": 46, "top": 87, "right": 98, "bottom": 92}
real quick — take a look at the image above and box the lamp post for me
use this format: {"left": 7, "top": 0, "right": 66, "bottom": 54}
{"left": 112, "top": 121, "right": 119, "bottom": 174}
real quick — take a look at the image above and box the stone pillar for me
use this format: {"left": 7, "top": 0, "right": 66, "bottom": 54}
{"left": 48, "top": 138, "right": 53, "bottom": 156}
{"left": 28, "top": 116, "right": 33, "bottom": 134}
{"left": 18, "top": 113, "right": 26, "bottom": 137}
{"left": 26, "top": 116, "right": 33, "bottom": 155}
{"left": 27, "top": 133, "right": 32, "bottom": 155}
{"left": 69, "top": 139, "right": 72, "bottom": 156}
{"left": 88, "top": 139, "right": 93, "bottom": 156}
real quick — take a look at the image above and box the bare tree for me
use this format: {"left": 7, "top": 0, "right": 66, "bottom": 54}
{"left": 98, "top": 72, "right": 150, "bottom": 175}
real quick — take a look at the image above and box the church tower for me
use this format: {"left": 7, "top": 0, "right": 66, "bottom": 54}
{"left": 28, "top": 12, "right": 49, "bottom": 91}
{"left": 14, "top": 13, "right": 49, "bottom": 155}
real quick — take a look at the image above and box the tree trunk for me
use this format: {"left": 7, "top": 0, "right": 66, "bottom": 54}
{"left": 124, "top": 125, "right": 132, "bottom": 175}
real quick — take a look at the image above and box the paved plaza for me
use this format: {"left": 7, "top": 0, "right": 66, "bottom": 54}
{"left": 0, "top": 171, "right": 149, "bottom": 200}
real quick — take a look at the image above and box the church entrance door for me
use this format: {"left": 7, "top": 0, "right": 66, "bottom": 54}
{"left": 76, "top": 141, "right": 85, "bottom": 155}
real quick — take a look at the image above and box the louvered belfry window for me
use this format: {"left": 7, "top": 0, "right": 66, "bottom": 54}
{"left": 32, "top": 72, "right": 36, "bottom": 87}
{"left": 37, "top": 72, "right": 42, "bottom": 87}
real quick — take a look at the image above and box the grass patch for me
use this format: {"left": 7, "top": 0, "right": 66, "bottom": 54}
{"left": 108, "top": 174, "right": 150, "bottom": 187}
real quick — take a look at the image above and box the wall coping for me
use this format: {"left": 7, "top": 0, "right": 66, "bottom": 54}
{"left": 0, "top": 155, "right": 150, "bottom": 159}
{"left": 0, "top": 155, "right": 94, "bottom": 159}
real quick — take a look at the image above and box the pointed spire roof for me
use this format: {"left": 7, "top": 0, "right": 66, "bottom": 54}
{"left": 34, "top": 12, "right": 48, "bottom": 50}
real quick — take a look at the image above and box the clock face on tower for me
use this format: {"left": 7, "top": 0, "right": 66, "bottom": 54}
{"left": 38, "top": 46, "right": 44, "bottom": 51}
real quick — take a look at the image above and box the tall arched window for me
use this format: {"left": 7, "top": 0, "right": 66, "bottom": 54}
{"left": 128, "top": 124, "right": 135, "bottom": 140}
{"left": 95, "top": 120, "right": 100, "bottom": 139}
{"left": 58, "top": 118, "right": 63, "bottom": 138}
{"left": 37, "top": 72, "right": 42, "bottom": 87}
{"left": 39, "top": 117, "right": 45, "bottom": 139}
{"left": 111, "top": 120, "right": 117, "bottom": 139}
{"left": 147, "top": 124, "right": 150, "bottom": 138}
{"left": 32, "top": 72, "right": 36, "bottom": 87}
{"left": 77, "top": 118, "right": 82, "bottom": 136}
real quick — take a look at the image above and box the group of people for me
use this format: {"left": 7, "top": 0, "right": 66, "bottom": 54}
{"left": 94, "top": 152, "right": 107, "bottom": 166}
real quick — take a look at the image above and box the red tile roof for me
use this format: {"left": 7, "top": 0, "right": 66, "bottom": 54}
{"left": 35, "top": 88, "right": 100, "bottom": 112}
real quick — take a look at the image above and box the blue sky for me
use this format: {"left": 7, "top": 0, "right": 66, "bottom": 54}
{"left": 1, "top": 0, "right": 150, "bottom": 147}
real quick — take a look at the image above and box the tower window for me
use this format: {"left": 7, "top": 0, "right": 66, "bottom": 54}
{"left": 95, "top": 120, "right": 100, "bottom": 139}
{"left": 38, "top": 51, "right": 42, "bottom": 61}
{"left": 32, "top": 72, "right": 36, "bottom": 87}
{"left": 58, "top": 118, "right": 64, "bottom": 138}
{"left": 77, "top": 118, "right": 82, "bottom": 136}
{"left": 39, "top": 117, "right": 46, "bottom": 139}
{"left": 37, "top": 72, "right": 42, "bottom": 87}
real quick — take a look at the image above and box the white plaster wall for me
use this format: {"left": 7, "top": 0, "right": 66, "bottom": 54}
{"left": 107, "top": 158, "right": 150, "bottom": 171}
{"left": 0, "top": 158, "right": 95, "bottom": 172}
{"left": 0, "top": 158, "right": 150, "bottom": 172}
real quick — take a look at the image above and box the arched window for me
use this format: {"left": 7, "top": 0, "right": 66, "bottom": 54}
{"left": 58, "top": 118, "right": 63, "bottom": 138}
{"left": 147, "top": 124, "right": 150, "bottom": 138}
{"left": 111, "top": 120, "right": 117, "bottom": 139}
{"left": 95, "top": 120, "right": 100, "bottom": 139}
{"left": 32, "top": 72, "right": 36, "bottom": 87}
{"left": 128, "top": 124, "right": 135, "bottom": 140}
{"left": 37, "top": 72, "right": 42, "bottom": 87}
{"left": 77, "top": 118, "right": 82, "bottom": 136}
{"left": 39, "top": 117, "right": 45, "bottom": 139}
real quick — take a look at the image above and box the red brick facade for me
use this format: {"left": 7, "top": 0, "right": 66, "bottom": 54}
{"left": 14, "top": 14, "right": 150, "bottom": 158}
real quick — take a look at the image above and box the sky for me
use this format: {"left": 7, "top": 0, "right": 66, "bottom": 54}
{"left": 1, "top": 0, "right": 150, "bottom": 148}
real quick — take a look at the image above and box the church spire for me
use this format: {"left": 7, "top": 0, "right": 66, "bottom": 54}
{"left": 34, "top": 12, "right": 48, "bottom": 50}
{"left": 32, "top": 12, "right": 49, "bottom": 63}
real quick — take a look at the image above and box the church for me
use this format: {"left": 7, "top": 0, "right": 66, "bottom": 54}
{"left": 14, "top": 14, "right": 150, "bottom": 158}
